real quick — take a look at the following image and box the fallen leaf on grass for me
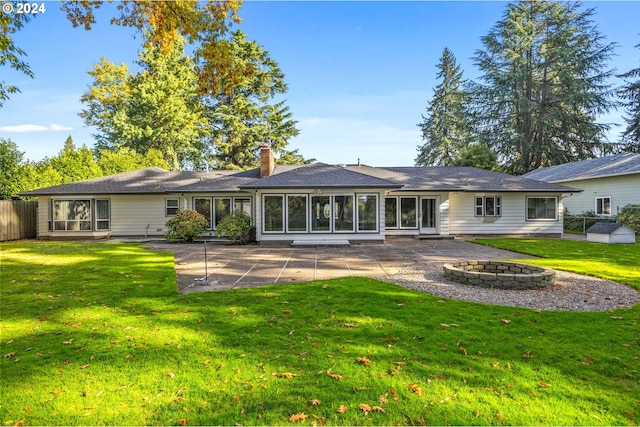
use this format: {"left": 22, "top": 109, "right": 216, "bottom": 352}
{"left": 337, "top": 405, "right": 348, "bottom": 414}
{"left": 310, "top": 399, "right": 321, "bottom": 406}
{"left": 326, "top": 368, "right": 343, "bottom": 381}
{"left": 4, "top": 352, "right": 16, "bottom": 358}
{"left": 440, "top": 323, "right": 459, "bottom": 327}
{"left": 359, "top": 403, "right": 372, "bottom": 414}
{"left": 288, "top": 413, "right": 307, "bottom": 422}
{"left": 356, "top": 357, "right": 371, "bottom": 366}
{"left": 167, "top": 372, "right": 176, "bottom": 378}
{"left": 79, "top": 364, "right": 91, "bottom": 369}
{"left": 538, "top": 381, "right": 550, "bottom": 388}
{"left": 343, "top": 323, "right": 358, "bottom": 328}
{"left": 459, "top": 347, "right": 468, "bottom": 355}
{"left": 501, "top": 319, "right": 511, "bottom": 324}
{"left": 178, "top": 418, "right": 188, "bottom": 425}
{"left": 63, "top": 339, "right": 74, "bottom": 345}
{"left": 408, "top": 383, "right": 423, "bottom": 395}
{"left": 272, "top": 372, "right": 296, "bottom": 379}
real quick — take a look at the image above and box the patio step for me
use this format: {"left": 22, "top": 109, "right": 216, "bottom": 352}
{"left": 291, "top": 239, "right": 350, "bottom": 247}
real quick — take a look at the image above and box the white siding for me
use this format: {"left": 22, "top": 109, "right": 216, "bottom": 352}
{"left": 448, "top": 192, "right": 564, "bottom": 236}
{"left": 558, "top": 174, "right": 640, "bottom": 215}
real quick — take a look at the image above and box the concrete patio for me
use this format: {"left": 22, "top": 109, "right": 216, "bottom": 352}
{"left": 145, "top": 238, "right": 532, "bottom": 294}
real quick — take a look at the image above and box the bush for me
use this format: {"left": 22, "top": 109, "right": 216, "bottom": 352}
{"left": 165, "top": 209, "right": 208, "bottom": 243}
{"left": 215, "top": 211, "right": 252, "bottom": 244}
{"left": 618, "top": 204, "right": 640, "bottom": 233}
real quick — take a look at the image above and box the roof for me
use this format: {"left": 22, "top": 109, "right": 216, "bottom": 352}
{"left": 586, "top": 222, "right": 635, "bottom": 235}
{"left": 20, "top": 162, "right": 578, "bottom": 196}
{"left": 238, "top": 163, "right": 400, "bottom": 189}
{"left": 522, "top": 153, "right": 640, "bottom": 183}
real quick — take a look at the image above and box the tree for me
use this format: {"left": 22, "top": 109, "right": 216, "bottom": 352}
{"left": 0, "top": 138, "right": 29, "bottom": 199}
{"left": 617, "top": 42, "right": 640, "bottom": 152}
{"left": 471, "top": 1, "right": 617, "bottom": 175}
{"left": 44, "top": 136, "right": 103, "bottom": 184}
{"left": 416, "top": 48, "right": 473, "bottom": 166}
{"left": 61, "top": 0, "right": 243, "bottom": 97}
{"left": 206, "top": 31, "right": 299, "bottom": 170}
{"left": 96, "top": 148, "right": 170, "bottom": 175}
{"left": 450, "top": 143, "right": 499, "bottom": 170}
{"left": 81, "top": 36, "right": 207, "bottom": 169}
{"left": 0, "top": 8, "right": 33, "bottom": 107}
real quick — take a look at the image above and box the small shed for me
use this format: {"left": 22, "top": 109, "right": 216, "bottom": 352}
{"left": 586, "top": 222, "right": 636, "bottom": 244}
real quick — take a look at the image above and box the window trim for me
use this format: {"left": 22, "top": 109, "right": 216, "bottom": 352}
{"left": 475, "top": 196, "right": 502, "bottom": 217}
{"left": 385, "top": 196, "right": 418, "bottom": 229}
{"left": 286, "top": 194, "right": 309, "bottom": 233}
{"left": 263, "top": 194, "right": 285, "bottom": 233}
{"left": 165, "top": 198, "right": 180, "bottom": 216}
{"left": 595, "top": 196, "right": 612, "bottom": 216}
{"left": 357, "top": 193, "right": 379, "bottom": 233}
{"left": 526, "top": 196, "right": 558, "bottom": 221}
{"left": 49, "top": 198, "right": 110, "bottom": 232}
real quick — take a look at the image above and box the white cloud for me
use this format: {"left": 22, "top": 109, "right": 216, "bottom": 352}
{"left": 0, "top": 124, "right": 73, "bottom": 133}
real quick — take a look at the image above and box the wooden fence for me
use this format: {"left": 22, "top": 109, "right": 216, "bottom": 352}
{"left": 0, "top": 200, "right": 37, "bottom": 241}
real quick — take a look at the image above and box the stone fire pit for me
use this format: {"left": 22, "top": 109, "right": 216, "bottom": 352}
{"left": 443, "top": 260, "right": 555, "bottom": 290}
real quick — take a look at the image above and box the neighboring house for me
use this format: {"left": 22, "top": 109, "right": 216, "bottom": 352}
{"left": 21, "top": 146, "right": 578, "bottom": 243}
{"left": 523, "top": 153, "right": 640, "bottom": 217}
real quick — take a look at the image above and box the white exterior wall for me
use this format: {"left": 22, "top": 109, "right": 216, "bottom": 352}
{"left": 448, "top": 192, "right": 564, "bottom": 236}
{"left": 559, "top": 174, "right": 640, "bottom": 216}
{"left": 255, "top": 189, "right": 386, "bottom": 243}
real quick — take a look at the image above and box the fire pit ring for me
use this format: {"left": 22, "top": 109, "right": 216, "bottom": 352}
{"left": 443, "top": 260, "right": 555, "bottom": 290}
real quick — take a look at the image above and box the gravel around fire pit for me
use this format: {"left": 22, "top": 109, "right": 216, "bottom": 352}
{"left": 378, "top": 262, "right": 640, "bottom": 312}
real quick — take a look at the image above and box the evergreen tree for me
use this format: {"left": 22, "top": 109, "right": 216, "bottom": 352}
{"left": 617, "top": 42, "right": 640, "bottom": 152}
{"left": 45, "top": 136, "right": 102, "bottom": 184}
{"left": 416, "top": 48, "right": 473, "bottom": 166}
{"left": 471, "top": 1, "right": 617, "bottom": 174}
{"left": 206, "top": 31, "right": 300, "bottom": 170}
{"left": 81, "top": 35, "right": 207, "bottom": 169}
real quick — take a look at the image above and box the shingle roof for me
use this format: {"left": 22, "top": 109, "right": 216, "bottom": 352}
{"left": 586, "top": 222, "right": 633, "bottom": 234}
{"left": 522, "top": 153, "right": 640, "bottom": 183}
{"left": 349, "top": 165, "right": 576, "bottom": 192}
{"left": 21, "top": 162, "right": 578, "bottom": 196}
{"left": 238, "top": 163, "right": 400, "bottom": 189}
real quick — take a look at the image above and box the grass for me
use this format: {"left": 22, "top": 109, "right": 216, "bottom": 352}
{"left": 1, "top": 241, "right": 639, "bottom": 426}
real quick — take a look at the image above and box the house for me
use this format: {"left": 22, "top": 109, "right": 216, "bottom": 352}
{"left": 523, "top": 153, "right": 640, "bottom": 217}
{"left": 21, "top": 146, "right": 578, "bottom": 243}
{"left": 586, "top": 222, "right": 636, "bottom": 244}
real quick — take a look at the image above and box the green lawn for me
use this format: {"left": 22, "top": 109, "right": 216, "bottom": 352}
{"left": 1, "top": 241, "right": 638, "bottom": 426}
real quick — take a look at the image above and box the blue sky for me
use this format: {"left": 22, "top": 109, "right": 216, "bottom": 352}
{"left": 2, "top": 1, "right": 639, "bottom": 167}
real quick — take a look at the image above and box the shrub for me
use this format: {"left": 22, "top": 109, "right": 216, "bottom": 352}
{"left": 165, "top": 209, "right": 208, "bottom": 243}
{"left": 215, "top": 211, "right": 252, "bottom": 244}
{"left": 618, "top": 204, "right": 640, "bottom": 233}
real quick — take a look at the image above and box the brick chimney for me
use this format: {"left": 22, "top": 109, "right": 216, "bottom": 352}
{"left": 259, "top": 143, "right": 275, "bottom": 177}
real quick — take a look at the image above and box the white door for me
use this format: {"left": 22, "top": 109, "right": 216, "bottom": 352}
{"left": 420, "top": 197, "right": 439, "bottom": 234}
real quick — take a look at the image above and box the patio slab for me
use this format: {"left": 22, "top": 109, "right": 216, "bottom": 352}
{"left": 144, "top": 238, "right": 532, "bottom": 294}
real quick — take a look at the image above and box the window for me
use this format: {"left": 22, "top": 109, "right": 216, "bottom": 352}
{"left": 357, "top": 194, "right": 378, "bottom": 232}
{"left": 311, "top": 195, "right": 331, "bottom": 232}
{"left": 527, "top": 197, "right": 557, "bottom": 220}
{"left": 264, "top": 195, "right": 284, "bottom": 232}
{"left": 334, "top": 195, "right": 354, "bottom": 232}
{"left": 595, "top": 196, "right": 611, "bottom": 216}
{"left": 194, "top": 198, "right": 212, "bottom": 229}
{"left": 385, "top": 198, "right": 398, "bottom": 228}
{"left": 214, "top": 198, "right": 231, "bottom": 228}
{"left": 385, "top": 197, "right": 418, "bottom": 229}
{"left": 51, "top": 199, "right": 110, "bottom": 231}
{"left": 95, "top": 199, "right": 111, "bottom": 230}
{"left": 234, "top": 198, "right": 252, "bottom": 217}
{"left": 166, "top": 198, "right": 179, "bottom": 216}
{"left": 475, "top": 196, "right": 501, "bottom": 217}
{"left": 287, "top": 195, "right": 308, "bottom": 232}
